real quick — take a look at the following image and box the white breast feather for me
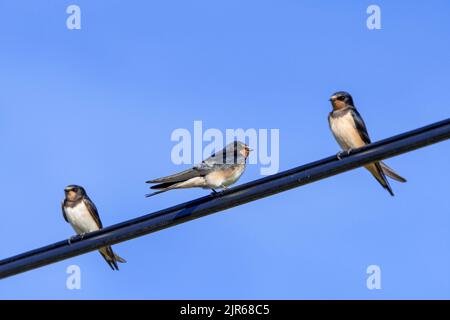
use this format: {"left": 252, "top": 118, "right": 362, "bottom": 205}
{"left": 205, "top": 165, "right": 246, "bottom": 189}
{"left": 223, "top": 165, "right": 245, "bottom": 186}
{"left": 330, "top": 112, "right": 364, "bottom": 150}
{"left": 65, "top": 201, "right": 99, "bottom": 234}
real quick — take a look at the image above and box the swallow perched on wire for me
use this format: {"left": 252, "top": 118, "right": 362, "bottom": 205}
{"left": 145, "top": 141, "right": 252, "bottom": 197}
{"left": 328, "top": 91, "right": 406, "bottom": 196}
{"left": 62, "top": 185, "right": 126, "bottom": 270}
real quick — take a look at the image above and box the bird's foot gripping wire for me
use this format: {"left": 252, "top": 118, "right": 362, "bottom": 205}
{"left": 68, "top": 235, "right": 77, "bottom": 245}
{"left": 210, "top": 187, "right": 227, "bottom": 197}
{"left": 68, "top": 233, "right": 87, "bottom": 245}
{"left": 336, "top": 149, "right": 353, "bottom": 160}
{"left": 210, "top": 189, "right": 222, "bottom": 197}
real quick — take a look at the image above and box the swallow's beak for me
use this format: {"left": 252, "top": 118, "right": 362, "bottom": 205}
{"left": 64, "top": 187, "right": 72, "bottom": 192}
{"left": 329, "top": 95, "right": 337, "bottom": 102}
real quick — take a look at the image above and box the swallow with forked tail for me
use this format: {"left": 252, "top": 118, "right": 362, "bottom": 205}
{"left": 62, "top": 185, "right": 126, "bottom": 270}
{"left": 328, "top": 91, "right": 406, "bottom": 196}
{"left": 145, "top": 141, "right": 252, "bottom": 197}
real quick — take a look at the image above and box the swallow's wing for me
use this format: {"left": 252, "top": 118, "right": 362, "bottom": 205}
{"left": 197, "top": 159, "right": 242, "bottom": 173}
{"left": 146, "top": 167, "right": 205, "bottom": 184}
{"left": 350, "top": 108, "right": 371, "bottom": 144}
{"left": 83, "top": 197, "right": 103, "bottom": 229}
{"left": 61, "top": 201, "right": 68, "bottom": 223}
{"left": 201, "top": 145, "right": 246, "bottom": 167}
{"left": 200, "top": 149, "right": 225, "bottom": 167}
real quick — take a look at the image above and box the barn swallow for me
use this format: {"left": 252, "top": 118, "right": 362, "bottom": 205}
{"left": 145, "top": 141, "right": 252, "bottom": 197}
{"left": 328, "top": 91, "right": 406, "bottom": 196}
{"left": 62, "top": 185, "right": 126, "bottom": 270}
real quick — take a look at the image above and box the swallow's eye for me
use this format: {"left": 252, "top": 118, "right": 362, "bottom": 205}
{"left": 338, "top": 96, "right": 346, "bottom": 101}
{"left": 72, "top": 188, "right": 78, "bottom": 192}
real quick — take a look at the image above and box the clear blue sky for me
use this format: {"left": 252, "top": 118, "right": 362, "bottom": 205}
{"left": 0, "top": 0, "right": 449, "bottom": 299}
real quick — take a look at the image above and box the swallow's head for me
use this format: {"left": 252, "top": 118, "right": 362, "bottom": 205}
{"left": 329, "top": 91, "right": 354, "bottom": 110}
{"left": 64, "top": 185, "right": 86, "bottom": 201}
{"left": 235, "top": 141, "right": 253, "bottom": 158}
{"left": 221, "top": 141, "right": 253, "bottom": 163}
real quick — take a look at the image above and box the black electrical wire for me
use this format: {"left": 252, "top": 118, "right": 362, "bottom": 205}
{"left": 0, "top": 118, "right": 449, "bottom": 280}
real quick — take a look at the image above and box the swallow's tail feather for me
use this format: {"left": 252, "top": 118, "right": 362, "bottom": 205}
{"left": 145, "top": 177, "right": 206, "bottom": 198}
{"left": 380, "top": 162, "right": 407, "bottom": 183}
{"left": 145, "top": 182, "right": 180, "bottom": 197}
{"left": 113, "top": 253, "right": 126, "bottom": 263}
{"left": 99, "top": 246, "right": 126, "bottom": 271}
{"left": 146, "top": 168, "right": 200, "bottom": 184}
{"left": 145, "top": 188, "right": 170, "bottom": 198}
{"left": 150, "top": 181, "right": 180, "bottom": 190}
{"left": 365, "top": 162, "right": 394, "bottom": 196}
